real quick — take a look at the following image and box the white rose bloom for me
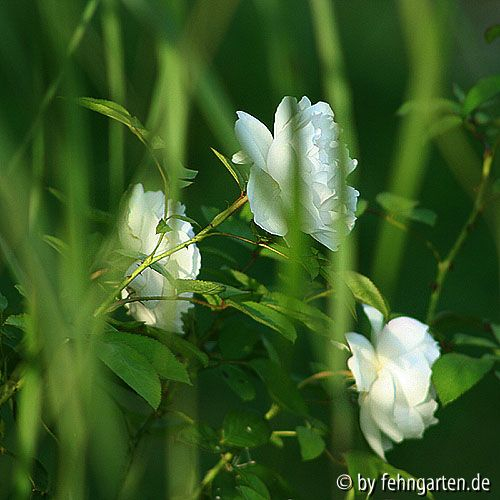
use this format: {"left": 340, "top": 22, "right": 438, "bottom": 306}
{"left": 232, "top": 96, "right": 359, "bottom": 251}
{"left": 345, "top": 305, "right": 440, "bottom": 460}
{"left": 119, "top": 184, "right": 201, "bottom": 333}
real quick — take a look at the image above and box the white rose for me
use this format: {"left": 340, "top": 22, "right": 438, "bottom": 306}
{"left": 232, "top": 96, "right": 359, "bottom": 251}
{"left": 119, "top": 184, "right": 201, "bottom": 333}
{"left": 345, "top": 305, "right": 440, "bottom": 460}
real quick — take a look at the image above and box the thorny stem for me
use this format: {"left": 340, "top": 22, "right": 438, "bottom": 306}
{"left": 108, "top": 295, "right": 229, "bottom": 313}
{"left": 95, "top": 194, "right": 248, "bottom": 316}
{"left": 426, "top": 147, "right": 494, "bottom": 324}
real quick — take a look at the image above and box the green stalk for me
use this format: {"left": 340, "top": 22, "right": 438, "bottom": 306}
{"left": 102, "top": 0, "right": 126, "bottom": 206}
{"left": 426, "top": 148, "right": 494, "bottom": 323}
{"left": 96, "top": 194, "right": 248, "bottom": 316}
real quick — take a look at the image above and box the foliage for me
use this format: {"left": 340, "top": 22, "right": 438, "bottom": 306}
{"left": 0, "top": 2, "right": 498, "bottom": 499}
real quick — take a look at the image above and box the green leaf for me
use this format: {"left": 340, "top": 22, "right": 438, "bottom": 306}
{"left": 485, "top": 24, "right": 500, "bottom": 44}
{"left": 355, "top": 198, "right": 368, "bottom": 217}
{"left": 212, "top": 147, "right": 247, "bottom": 191}
{"left": 462, "top": 75, "right": 500, "bottom": 116}
{"left": 0, "top": 292, "right": 7, "bottom": 312}
{"left": 167, "top": 213, "right": 201, "bottom": 228}
{"left": 453, "top": 333, "right": 498, "bottom": 349}
{"left": 397, "top": 98, "right": 460, "bottom": 117}
{"left": 376, "top": 192, "right": 417, "bottom": 213}
{"left": 237, "top": 472, "right": 271, "bottom": 500}
{"left": 101, "top": 330, "right": 190, "bottom": 384}
{"left": 345, "top": 451, "right": 434, "bottom": 500}
{"left": 491, "top": 324, "right": 500, "bottom": 344}
{"left": 155, "top": 219, "right": 172, "bottom": 234}
{"left": 147, "top": 327, "right": 209, "bottom": 367}
{"left": 426, "top": 115, "right": 463, "bottom": 140}
{"left": 177, "top": 422, "right": 222, "bottom": 453}
{"left": 4, "top": 313, "right": 28, "bottom": 330}
{"left": 175, "top": 279, "right": 226, "bottom": 295}
{"left": 407, "top": 207, "right": 437, "bottom": 226}
{"left": 227, "top": 300, "right": 296, "bottom": 342}
{"left": 97, "top": 341, "right": 161, "bottom": 409}
{"left": 218, "top": 365, "right": 256, "bottom": 401}
{"left": 432, "top": 353, "right": 494, "bottom": 406}
{"left": 43, "top": 235, "right": 68, "bottom": 255}
{"left": 222, "top": 409, "right": 271, "bottom": 448}
{"left": 249, "top": 358, "right": 308, "bottom": 416}
{"left": 376, "top": 192, "right": 437, "bottom": 226}
{"left": 261, "top": 292, "right": 334, "bottom": 337}
{"left": 227, "top": 269, "right": 268, "bottom": 294}
{"left": 296, "top": 426, "right": 325, "bottom": 461}
{"left": 218, "top": 327, "right": 260, "bottom": 360}
{"left": 343, "top": 272, "right": 390, "bottom": 320}
{"left": 78, "top": 97, "right": 134, "bottom": 128}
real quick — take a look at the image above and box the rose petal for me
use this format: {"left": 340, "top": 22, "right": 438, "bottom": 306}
{"left": 345, "top": 333, "right": 378, "bottom": 392}
{"left": 359, "top": 396, "right": 387, "bottom": 460}
{"left": 235, "top": 111, "right": 273, "bottom": 170}
{"left": 362, "top": 304, "right": 385, "bottom": 336}
{"left": 247, "top": 165, "right": 288, "bottom": 236}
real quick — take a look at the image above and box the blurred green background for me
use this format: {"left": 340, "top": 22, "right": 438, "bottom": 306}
{"left": 0, "top": 0, "right": 499, "bottom": 498}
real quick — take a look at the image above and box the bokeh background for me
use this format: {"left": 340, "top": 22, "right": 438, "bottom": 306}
{"left": 0, "top": 0, "right": 499, "bottom": 498}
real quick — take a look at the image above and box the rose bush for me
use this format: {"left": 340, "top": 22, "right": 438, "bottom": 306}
{"left": 119, "top": 183, "right": 201, "bottom": 333}
{"left": 232, "top": 96, "right": 359, "bottom": 251}
{"left": 345, "top": 305, "right": 440, "bottom": 460}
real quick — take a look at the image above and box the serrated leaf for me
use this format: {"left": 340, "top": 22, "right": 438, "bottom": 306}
{"left": 462, "top": 75, "right": 500, "bottom": 116}
{"left": 432, "top": 353, "right": 494, "bottom": 406}
{"left": 343, "top": 272, "right": 389, "bottom": 320}
{"left": 4, "top": 313, "right": 28, "bottom": 330}
{"left": 249, "top": 358, "right": 308, "bottom": 416}
{"left": 485, "top": 25, "right": 500, "bottom": 44}
{"left": 212, "top": 147, "right": 247, "bottom": 190}
{"left": 227, "top": 300, "right": 296, "bottom": 342}
{"left": 222, "top": 409, "right": 271, "bottom": 448}
{"left": 177, "top": 422, "right": 222, "bottom": 453}
{"left": 261, "top": 292, "right": 334, "bottom": 336}
{"left": 101, "top": 330, "right": 190, "bottom": 384}
{"left": 218, "top": 365, "right": 256, "bottom": 401}
{"left": 78, "top": 97, "right": 133, "bottom": 128}
{"left": 97, "top": 341, "right": 161, "bottom": 409}
{"left": 175, "top": 279, "right": 225, "bottom": 295}
{"left": 155, "top": 219, "right": 172, "bottom": 234}
{"left": 237, "top": 473, "right": 271, "bottom": 500}
{"left": 296, "top": 426, "right": 325, "bottom": 461}
{"left": 147, "top": 326, "right": 209, "bottom": 367}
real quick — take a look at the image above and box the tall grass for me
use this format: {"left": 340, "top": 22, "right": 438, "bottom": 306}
{"left": 0, "top": 1, "right": 498, "bottom": 499}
